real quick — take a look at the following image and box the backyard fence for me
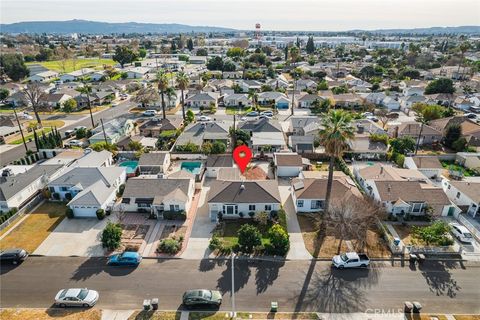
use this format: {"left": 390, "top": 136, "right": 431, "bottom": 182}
{"left": 457, "top": 214, "right": 480, "bottom": 243}
{"left": 407, "top": 245, "right": 461, "bottom": 255}
{"left": 0, "top": 194, "right": 44, "bottom": 232}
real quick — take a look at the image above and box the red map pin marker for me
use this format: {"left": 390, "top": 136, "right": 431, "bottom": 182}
{"left": 233, "top": 145, "right": 252, "bottom": 174}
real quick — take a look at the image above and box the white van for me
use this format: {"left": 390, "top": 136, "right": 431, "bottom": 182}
{"left": 143, "top": 110, "right": 157, "bottom": 117}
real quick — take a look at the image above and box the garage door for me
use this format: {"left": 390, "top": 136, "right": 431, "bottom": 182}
{"left": 73, "top": 207, "right": 97, "bottom": 218}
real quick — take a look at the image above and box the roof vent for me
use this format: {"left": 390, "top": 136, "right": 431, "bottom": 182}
{"left": 240, "top": 184, "right": 245, "bottom": 190}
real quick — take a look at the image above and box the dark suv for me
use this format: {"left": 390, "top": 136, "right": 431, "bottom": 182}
{"left": 0, "top": 249, "right": 28, "bottom": 264}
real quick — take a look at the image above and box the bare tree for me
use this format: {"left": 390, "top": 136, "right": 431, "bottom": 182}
{"left": 132, "top": 87, "right": 159, "bottom": 109}
{"left": 115, "top": 204, "right": 126, "bottom": 225}
{"left": 56, "top": 47, "right": 72, "bottom": 74}
{"left": 316, "top": 197, "right": 385, "bottom": 251}
{"left": 23, "top": 83, "right": 45, "bottom": 126}
{"left": 375, "top": 109, "right": 390, "bottom": 129}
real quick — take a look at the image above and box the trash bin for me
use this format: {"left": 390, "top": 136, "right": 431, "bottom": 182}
{"left": 393, "top": 237, "right": 401, "bottom": 246}
{"left": 151, "top": 298, "right": 159, "bottom": 310}
{"left": 143, "top": 299, "right": 151, "bottom": 311}
{"left": 413, "top": 301, "right": 422, "bottom": 313}
{"left": 404, "top": 301, "right": 413, "bottom": 313}
{"left": 270, "top": 301, "right": 278, "bottom": 312}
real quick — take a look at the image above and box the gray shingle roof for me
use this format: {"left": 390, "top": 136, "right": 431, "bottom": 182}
{"left": 122, "top": 178, "right": 191, "bottom": 200}
{"left": 138, "top": 152, "right": 168, "bottom": 166}
{"left": 208, "top": 180, "right": 281, "bottom": 203}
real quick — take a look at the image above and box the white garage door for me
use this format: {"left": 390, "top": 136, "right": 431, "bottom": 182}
{"left": 277, "top": 167, "right": 300, "bottom": 177}
{"left": 73, "top": 207, "right": 97, "bottom": 218}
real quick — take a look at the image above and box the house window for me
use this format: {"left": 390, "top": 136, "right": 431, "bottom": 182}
{"left": 249, "top": 205, "right": 256, "bottom": 211}
{"left": 60, "top": 187, "right": 69, "bottom": 191}
{"left": 49, "top": 187, "right": 55, "bottom": 193}
{"left": 311, "top": 200, "right": 324, "bottom": 210}
{"left": 411, "top": 202, "right": 423, "bottom": 213}
{"left": 265, "top": 205, "right": 272, "bottom": 211}
{"left": 170, "top": 205, "right": 180, "bottom": 211}
{"left": 456, "top": 192, "right": 461, "bottom": 199}
{"left": 223, "top": 204, "right": 238, "bottom": 215}
{"left": 297, "top": 200, "right": 304, "bottom": 208}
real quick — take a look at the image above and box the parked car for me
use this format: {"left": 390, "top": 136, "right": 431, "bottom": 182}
{"left": 143, "top": 110, "right": 157, "bottom": 117}
{"left": 120, "top": 94, "right": 128, "bottom": 100}
{"left": 54, "top": 288, "right": 99, "bottom": 307}
{"left": 111, "top": 102, "right": 119, "bottom": 108}
{"left": 332, "top": 252, "right": 370, "bottom": 269}
{"left": 0, "top": 248, "right": 28, "bottom": 265}
{"left": 362, "top": 112, "right": 374, "bottom": 117}
{"left": 64, "top": 130, "right": 75, "bottom": 138}
{"left": 260, "top": 111, "right": 273, "bottom": 117}
{"left": 66, "top": 139, "right": 84, "bottom": 148}
{"left": 449, "top": 223, "right": 474, "bottom": 243}
{"left": 20, "top": 112, "right": 33, "bottom": 120}
{"left": 464, "top": 113, "right": 478, "bottom": 120}
{"left": 246, "top": 111, "right": 259, "bottom": 117}
{"left": 197, "top": 115, "right": 212, "bottom": 122}
{"left": 107, "top": 251, "right": 142, "bottom": 266}
{"left": 182, "top": 289, "right": 222, "bottom": 308}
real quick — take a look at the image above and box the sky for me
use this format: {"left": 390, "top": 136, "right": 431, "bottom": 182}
{"left": 1, "top": 0, "right": 479, "bottom": 31}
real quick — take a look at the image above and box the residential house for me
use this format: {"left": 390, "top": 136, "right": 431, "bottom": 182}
{"left": 137, "top": 152, "right": 171, "bottom": 175}
{"left": 291, "top": 174, "right": 362, "bottom": 213}
{"left": 332, "top": 93, "right": 363, "bottom": 108}
{"left": 59, "top": 68, "right": 95, "bottom": 83}
{"left": 29, "top": 71, "right": 59, "bottom": 83}
{"left": 425, "top": 93, "right": 456, "bottom": 107}
{"left": 429, "top": 116, "right": 480, "bottom": 149}
{"left": 205, "top": 154, "right": 233, "bottom": 178}
{"left": 370, "top": 180, "right": 459, "bottom": 217}
{"left": 0, "top": 164, "right": 64, "bottom": 211}
{"left": 289, "top": 135, "right": 315, "bottom": 153}
{"left": 389, "top": 122, "right": 442, "bottom": 146}
{"left": 347, "top": 134, "right": 388, "bottom": 160}
{"left": 90, "top": 71, "right": 106, "bottom": 82}
{"left": 257, "top": 92, "right": 290, "bottom": 109}
{"left": 274, "top": 153, "right": 304, "bottom": 177}
{"left": 238, "top": 119, "right": 286, "bottom": 153}
{"left": 207, "top": 180, "right": 281, "bottom": 221}
{"left": 39, "top": 93, "right": 71, "bottom": 109}
{"left": 139, "top": 117, "right": 183, "bottom": 138}
{"left": 185, "top": 92, "right": 218, "bottom": 108}
{"left": 382, "top": 97, "right": 401, "bottom": 110}
{"left": 456, "top": 152, "right": 480, "bottom": 171}
{"left": 297, "top": 94, "right": 323, "bottom": 108}
{"left": 296, "top": 79, "right": 317, "bottom": 91}
{"left": 5, "top": 91, "right": 28, "bottom": 108}
{"left": 121, "top": 177, "right": 194, "bottom": 217}
{"left": 238, "top": 80, "right": 262, "bottom": 92}
{"left": 175, "top": 121, "right": 230, "bottom": 151}
{"left": 289, "top": 116, "right": 322, "bottom": 136}
{"left": 404, "top": 156, "right": 443, "bottom": 179}
{"left": 89, "top": 118, "right": 135, "bottom": 145}
{"left": 48, "top": 167, "right": 126, "bottom": 217}
{"left": 399, "top": 94, "right": 426, "bottom": 110}
{"left": 223, "top": 93, "right": 251, "bottom": 108}
{"left": 126, "top": 67, "right": 151, "bottom": 79}
{"left": 442, "top": 180, "right": 480, "bottom": 218}
{"left": 223, "top": 71, "right": 243, "bottom": 79}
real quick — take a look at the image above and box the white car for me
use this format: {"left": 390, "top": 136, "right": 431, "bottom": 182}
{"left": 197, "top": 115, "right": 212, "bottom": 122}
{"left": 55, "top": 288, "right": 99, "bottom": 307}
{"left": 20, "top": 112, "right": 34, "bottom": 120}
{"left": 111, "top": 102, "right": 119, "bottom": 107}
{"left": 449, "top": 223, "right": 474, "bottom": 243}
{"left": 260, "top": 111, "right": 273, "bottom": 117}
{"left": 143, "top": 110, "right": 157, "bottom": 117}
{"left": 66, "top": 140, "right": 84, "bottom": 148}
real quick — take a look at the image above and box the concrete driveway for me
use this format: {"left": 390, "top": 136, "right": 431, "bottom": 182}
{"left": 278, "top": 178, "right": 312, "bottom": 260}
{"left": 34, "top": 217, "right": 110, "bottom": 257}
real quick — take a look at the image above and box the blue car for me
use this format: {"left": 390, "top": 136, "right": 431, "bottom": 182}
{"left": 107, "top": 252, "right": 142, "bottom": 266}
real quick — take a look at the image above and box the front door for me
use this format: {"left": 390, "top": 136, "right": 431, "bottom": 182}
{"left": 447, "top": 206, "right": 455, "bottom": 217}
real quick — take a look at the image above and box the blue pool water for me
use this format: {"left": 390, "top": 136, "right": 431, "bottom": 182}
{"left": 181, "top": 161, "right": 202, "bottom": 174}
{"left": 119, "top": 161, "right": 138, "bottom": 174}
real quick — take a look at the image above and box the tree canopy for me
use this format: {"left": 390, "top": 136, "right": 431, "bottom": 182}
{"left": 0, "top": 54, "right": 29, "bottom": 81}
{"left": 424, "top": 78, "right": 455, "bottom": 94}
{"left": 113, "top": 46, "right": 138, "bottom": 68}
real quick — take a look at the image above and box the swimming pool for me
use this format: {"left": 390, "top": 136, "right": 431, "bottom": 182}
{"left": 119, "top": 161, "right": 138, "bottom": 175}
{"left": 180, "top": 161, "right": 202, "bottom": 174}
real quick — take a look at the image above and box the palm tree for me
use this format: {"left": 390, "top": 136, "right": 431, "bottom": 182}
{"left": 289, "top": 46, "right": 299, "bottom": 67}
{"left": 133, "top": 87, "right": 159, "bottom": 109}
{"left": 457, "top": 42, "right": 471, "bottom": 80}
{"left": 319, "top": 110, "right": 355, "bottom": 213}
{"left": 156, "top": 70, "right": 169, "bottom": 119}
{"left": 165, "top": 87, "right": 177, "bottom": 110}
{"left": 247, "top": 89, "right": 258, "bottom": 110}
{"left": 176, "top": 71, "right": 190, "bottom": 120}
{"left": 414, "top": 112, "right": 427, "bottom": 155}
{"left": 290, "top": 67, "right": 302, "bottom": 116}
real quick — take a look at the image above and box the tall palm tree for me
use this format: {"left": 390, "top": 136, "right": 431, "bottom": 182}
{"left": 457, "top": 42, "right": 471, "bottom": 80}
{"left": 176, "top": 71, "right": 190, "bottom": 120}
{"left": 165, "top": 87, "right": 177, "bottom": 110}
{"left": 414, "top": 112, "right": 427, "bottom": 155}
{"left": 319, "top": 110, "right": 355, "bottom": 213}
{"left": 247, "top": 89, "right": 258, "bottom": 110}
{"left": 156, "top": 70, "right": 169, "bottom": 119}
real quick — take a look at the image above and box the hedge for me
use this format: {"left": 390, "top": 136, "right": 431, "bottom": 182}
{"left": 0, "top": 208, "right": 19, "bottom": 225}
{"left": 162, "top": 210, "right": 187, "bottom": 220}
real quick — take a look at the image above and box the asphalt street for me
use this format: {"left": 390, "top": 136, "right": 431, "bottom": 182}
{"left": 0, "top": 257, "right": 479, "bottom": 313}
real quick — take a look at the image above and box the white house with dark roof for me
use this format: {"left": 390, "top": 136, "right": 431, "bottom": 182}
{"left": 404, "top": 156, "right": 443, "bottom": 179}
{"left": 137, "top": 152, "right": 171, "bottom": 175}
{"left": 48, "top": 167, "right": 126, "bottom": 217}
{"left": 29, "top": 71, "right": 59, "bottom": 83}
{"left": 207, "top": 180, "right": 281, "bottom": 221}
{"left": 442, "top": 180, "right": 480, "bottom": 218}
{"left": 121, "top": 177, "right": 194, "bottom": 217}
{"left": 205, "top": 154, "right": 233, "bottom": 178}
{"left": 274, "top": 153, "right": 304, "bottom": 177}
{"left": 185, "top": 92, "right": 219, "bottom": 108}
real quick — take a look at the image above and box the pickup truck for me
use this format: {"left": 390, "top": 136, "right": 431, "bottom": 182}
{"left": 332, "top": 252, "right": 370, "bottom": 269}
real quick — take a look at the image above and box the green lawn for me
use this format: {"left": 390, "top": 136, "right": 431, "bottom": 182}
{"left": 441, "top": 161, "right": 479, "bottom": 177}
{"left": 9, "top": 128, "right": 52, "bottom": 145}
{"left": 225, "top": 106, "right": 253, "bottom": 115}
{"left": 26, "top": 58, "right": 116, "bottom": 73}
{"left": 217, "top": 221, "right": 271, "bottom": 247}
{"left": 159, "top": 130, "right": 177, "bottom": 138}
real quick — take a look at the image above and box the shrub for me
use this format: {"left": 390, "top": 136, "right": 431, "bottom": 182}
{"left": 267, "top": 224, "right": 290, "bottom": 256}
{"left": 248, "top": 211, "right": 255, "bottom": 218}
{"left": 158, "top": 238, "right": 182, "bottom": 254}
{"left": 162, "top": 210, "right": 186, "bottom": 220}
{"left": 96, "top": 209, "right": 106, "bottom": 220}
{"left": 116, "top": 184, "right": 125, "bottom": 198}
{"left": 65, "top": 208, "right": 74, "bottom": 219}
{"left": 209, "top": 235, "right": 222, "bottom": 251}
{"left": 412, "top": 220, "right": 452, "bottom": 246}
{"left": 254, "top": 211, "right": 269, "bottom": 228}
{"left": 52, "top": 192, "right": 60, "bottom": 200}
{"left": 65, "top": 193, "right": 72, "bottom": 201}
{"left": 276, "top": 209, "right": 287, "bottom": 231}
{"left": 238, "top": 211, "right": 244, "bottom": 218}
{"left": 237, "top": 224, "right": 262, "bottom": 253}
{"left": 369, "top": 133, "right": 389, "bottom": 145}
{"left": 101, "top": 222, "right": 122, "bottom": 250}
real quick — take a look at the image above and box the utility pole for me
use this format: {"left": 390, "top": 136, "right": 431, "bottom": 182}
{"left": 13, "top": 107, "right": 28, "bottom": 152}
{"left": 231, "top": 253, "right": 236, "bottom": 319}
{"left": 100, "top": 118, "right": 108, "bottom": 145}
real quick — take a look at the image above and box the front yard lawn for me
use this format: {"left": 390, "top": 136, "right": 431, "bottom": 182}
{"left": 0, "top": 308, "right": 101, "bottom": 320}
{"left": 189, "top": 312, "right": 319, "bottom": 320}
{"left": 0, "top": 202, "right": 66, "bottom": 252}
{"left": 298, "top": 214, "right": 391, "bottom": 258}
{"left": 128, "top": 311, "right": 181, "bottom": 320}
{"left": 225, "top": 106, "right": 253, "bottom": 115}
{"left": 218, "top": 220, "right": 271, "bottom": 248}
{"left": 26, "top": 58, "right": 116, "bottom": 73}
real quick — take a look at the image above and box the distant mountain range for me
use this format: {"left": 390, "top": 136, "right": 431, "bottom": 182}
{"left": 0, "top": 19, "right": 235, "bottom": 34}
{"left": 0, "top": 20, "right": 479, "bottom": 35}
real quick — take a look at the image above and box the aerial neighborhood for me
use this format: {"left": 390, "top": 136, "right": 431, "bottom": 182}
{"left": 0, "top": 19, "right": 480, "bottom": 317}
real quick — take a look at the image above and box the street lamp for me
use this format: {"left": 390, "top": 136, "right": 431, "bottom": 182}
{"left": 231, "top": 253, "right": 236, "bottom": 319}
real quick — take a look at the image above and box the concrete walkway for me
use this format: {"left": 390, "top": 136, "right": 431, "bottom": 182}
{"left": 278, "top": 181, "right": 312, "bottom": 260}
{"left": 141, "top": 222, "right": 164, "bottom": 257}
{"left": 101, "top": 309, "right": 135, "bottom": 320}
{"left": 384, "top": 223, "right": 405, "bottom": 253}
